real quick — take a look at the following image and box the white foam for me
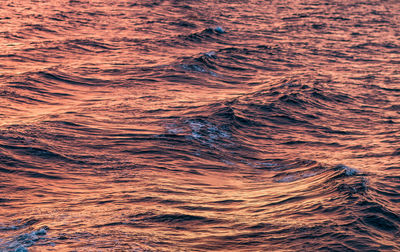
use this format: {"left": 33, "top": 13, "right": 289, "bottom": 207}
{"left": 1, "top": 227, "right": 48, "bottom": 251}
{"left": 336, "top": 164, "right": 359, "bottom": 176}
{"left": 214, "top": 26, "right": 225, "bottom": 33}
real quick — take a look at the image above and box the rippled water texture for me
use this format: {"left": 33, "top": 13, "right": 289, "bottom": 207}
{"left": 0, "top": 0, "right": 399, "bottom": 251}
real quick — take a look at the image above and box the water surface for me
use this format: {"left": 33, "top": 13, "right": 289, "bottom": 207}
{"left": 0, "top": 0, "right": 399, "bottom": 251}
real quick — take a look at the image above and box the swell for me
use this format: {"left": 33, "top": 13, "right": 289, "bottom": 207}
{"left": 82, "top": 162, "right": 400, "bottom": 251}
{"left": 160, "top": 74, "right": 396, "bottom": 162}
{"left": 1, "top": 72, "right": 397, "bottom": 178}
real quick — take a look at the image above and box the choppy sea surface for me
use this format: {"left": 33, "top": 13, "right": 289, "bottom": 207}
{"left": 0, "top": 0, "right": 399, "bottom": 251}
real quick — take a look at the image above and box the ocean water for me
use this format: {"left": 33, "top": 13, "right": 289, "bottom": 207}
{"left": 0, "top": 0, "right": 399, "bottom": 251}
